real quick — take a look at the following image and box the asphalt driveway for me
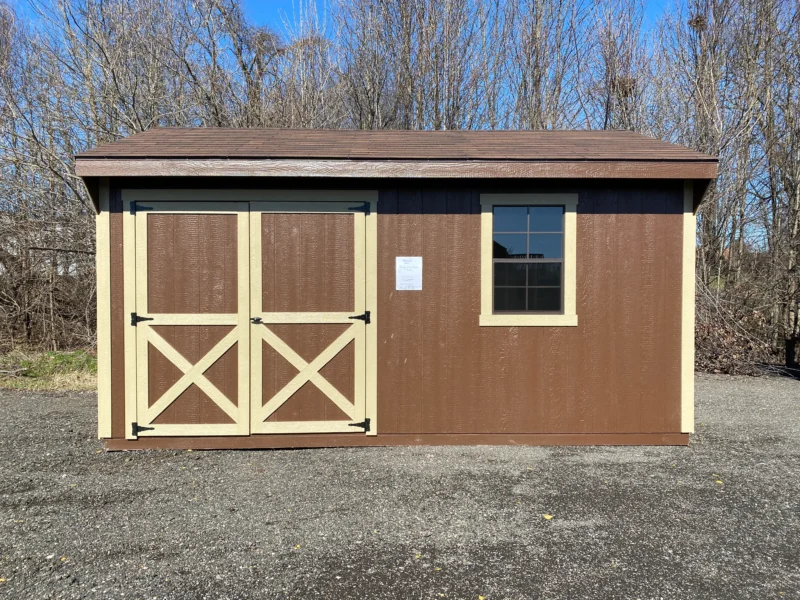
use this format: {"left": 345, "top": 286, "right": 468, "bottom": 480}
{"left": 1, "top": 374, "right": 798, "bottom": 599}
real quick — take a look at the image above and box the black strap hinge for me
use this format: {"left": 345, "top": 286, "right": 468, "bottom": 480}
{"left": 348, "top": 201, "right": 370, "bottom": 216}
{"left": 131, "top": 313, "right": 154, "bottom": 326}
{"left": 131, "top": 422, "right": 155, "bottom": 436}
{"left": 130, "top": 202, "right": 153, "bottom": 215}
{"left": 348, "top": 311, "right": 370, "bottom": 324}
{"left": 348, "top": 418, "right": 370, "bottom": 432}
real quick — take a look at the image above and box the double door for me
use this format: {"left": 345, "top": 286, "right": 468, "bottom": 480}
{"left": 122, "top": 193, "right": 374, "bottom": 439}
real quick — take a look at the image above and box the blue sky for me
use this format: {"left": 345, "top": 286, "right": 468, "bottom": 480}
{"left": 243, "top": 0, "right": 326, "bottom": 28}
{"left": 15, "top": 0, "right": 672, "bottom": 35}
{"left": 242, "top": 0, "right": 671, "bottom": 34}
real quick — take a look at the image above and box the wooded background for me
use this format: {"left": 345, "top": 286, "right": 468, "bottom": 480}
{"left": 1, "top": 0, "right": 798, "bottom": 373}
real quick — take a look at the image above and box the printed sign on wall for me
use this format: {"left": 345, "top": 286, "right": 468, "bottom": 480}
{"left": 396, "top": 257, "right": 422, "bottom": 290}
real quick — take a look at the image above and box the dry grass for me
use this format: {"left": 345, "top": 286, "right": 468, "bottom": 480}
{"left": 0, "top": 350, "right": 97, "bottom": 391}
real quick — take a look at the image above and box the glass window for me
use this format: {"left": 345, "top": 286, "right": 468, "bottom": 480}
{"left": 492, "top": 205, "right": 564, "bottom": 313}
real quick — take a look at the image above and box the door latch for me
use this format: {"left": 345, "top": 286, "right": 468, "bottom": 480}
{"left": 250, "top": 317, "right": 263, "bottom": 324}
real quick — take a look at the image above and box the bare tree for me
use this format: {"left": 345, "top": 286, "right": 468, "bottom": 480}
{"left": 1, "top": 0, "right": 798, "bottom": 370}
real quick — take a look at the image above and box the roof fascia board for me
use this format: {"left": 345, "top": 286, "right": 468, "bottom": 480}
{"left": 76, "top": 158, "right": 718, "bottom": 180}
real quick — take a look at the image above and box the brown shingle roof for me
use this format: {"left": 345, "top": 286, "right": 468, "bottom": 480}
{"left": 76, "top": 128, "right": 716, "bottom": 162}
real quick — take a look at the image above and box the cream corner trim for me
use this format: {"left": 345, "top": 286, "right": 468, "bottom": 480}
{"left": 365, "top": 196, "right": 378, "bottom": 435}
{"left": 681, "top": 181, "right": 696, "bottom": 433}
{"left": 479, "top": 194, "right": 578, "bottom": 327}
{"left": 96, "top": 178, "right": 112, "bottom": 438}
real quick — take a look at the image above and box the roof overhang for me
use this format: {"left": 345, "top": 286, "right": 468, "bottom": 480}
{"left": 76, "top": 158, "right": 718, "bottom": 180}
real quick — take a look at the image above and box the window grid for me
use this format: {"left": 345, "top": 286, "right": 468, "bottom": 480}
{"left": 492, "top": 205, "right": 564, "bottom": 314}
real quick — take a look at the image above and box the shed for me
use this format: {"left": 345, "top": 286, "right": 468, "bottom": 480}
{"left": 76, "top": 129, "right": 718, "bottom": 450}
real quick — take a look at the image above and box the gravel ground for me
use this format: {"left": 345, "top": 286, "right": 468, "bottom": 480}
{"left": 0, "top": 375, "right": 798, "bottom": 600}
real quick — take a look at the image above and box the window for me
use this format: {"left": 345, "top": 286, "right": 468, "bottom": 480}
{"left": 480, "top": 194, "right": 578, "bottom": 327}
{"left": 493, "top": 205, "right": 564, "bottom": 312}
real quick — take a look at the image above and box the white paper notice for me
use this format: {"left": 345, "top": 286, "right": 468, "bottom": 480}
{"left": 396, "top": 257, "right": 423, "bottom": 290}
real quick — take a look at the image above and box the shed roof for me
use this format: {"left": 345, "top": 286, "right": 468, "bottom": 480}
{"left": 78, "top": 128, "right": 714, "bottom": 162}
{"left": 75, "top": 128, "right": 717, "bottom": 186}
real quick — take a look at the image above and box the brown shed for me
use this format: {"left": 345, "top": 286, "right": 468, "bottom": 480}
{"left": 76, "top": 128, "right": 717, "bottom": 450}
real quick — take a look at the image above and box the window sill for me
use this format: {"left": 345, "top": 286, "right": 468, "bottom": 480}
{"left": 479, "top": 314, "right": 578, "bottom": 327}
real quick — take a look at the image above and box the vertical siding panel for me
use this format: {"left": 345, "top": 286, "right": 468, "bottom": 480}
{"left": 665, "top": 189, "right": 684, "bottom": 430}
{"left": 147, "top": 214, "right": 173, "bottom": 419}
{"left": 574, "top": 193, "right": 595, "bottom": 433}
{"left": 530, "top": 329, "right": 547, "bottom": 433}
{"left": 649, "top": 189, "right": 670, "bottom": 432}
{"left": 650, "top": 188, "right": 684, "bottom": 431}
{"left": 377, "top": 190, "right": 398, "bottom": 432}
{"left": 422, "top": 188, "right": 449, "bottom": 433}
{"left": 400, "top": 189, "right": 425, "bottom": 433}
{"left": 639, "top": 189, "right": 661, "bottom": 431}
{"left": 616, "top": 189, "right": 643, "bottom": 432}
{"left": 472, "top": 192, "right": 502, "bottom": 432}
{"left": 542, "top": 328, "right": 567, "bottom": 431}
{"left": 379, "top": 188, "right": 425, "bottom": 433}
{"left": 109, "top": 187, "right": 126, "bottom": 439}
{"left": 483, "top": 327, "right": 518, "bottom": 432}
{"left": 581, "top": 188, "right": 618, "bottom": 432}
{"left": 601, "top": 189, "right": 620, "bottom": 431}
{"left": 444, "top": 189, "right": 475, "bottom": 433}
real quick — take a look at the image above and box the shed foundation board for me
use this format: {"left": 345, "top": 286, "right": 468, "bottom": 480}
{"left": 105, "top": 433, "right": 690, "bottom": 450}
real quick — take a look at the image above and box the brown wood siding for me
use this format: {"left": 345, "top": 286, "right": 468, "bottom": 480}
{"left": 109, "top": 188, "right": 126, "bottom": 438}
{"left": 260, "top": 212, "right": 354, "bottom": 312}
{"left": 262, "top": 324, "right": 355, "bottom": 422}
{"left": 257, "top": 210, "right": 357, "bottom": 422}
{"left": 143, "top": 212, "right": 241, "bottom": 426}
{"left": 105, "top": 179, "right": 685, "bottom": 443}
{"left": 148, "top": 325, "right": 238, "bottom": 425}
{"left": 376, "top": 183, "right": 683, "bottom": 435}
{"left": 147, "top": 213, "right": 238, "bottom": 314}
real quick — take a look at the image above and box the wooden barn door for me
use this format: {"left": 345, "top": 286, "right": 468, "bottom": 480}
{"left": 249, "top": 202, "right": 368, "bottom": 434}
{"left": 127, "top": 201, "right": 250, "bottom": 438}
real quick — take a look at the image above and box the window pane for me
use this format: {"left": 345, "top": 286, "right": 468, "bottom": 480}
{"left": 529, "top": 234, "right": 562, "bottom": 258}
{"left": 529, "top": 206, "right": 564, "bottom": 232}
{"left": 528, "top": 287, "right": 561, "bottom": 311}
{"left": 528, "top": 263, "right": 561, "bottom": 286}
{"left": 493, "top": 206, "right": 527, "bottom": 232}
{"left": 494, "top": 263, "right": 527, "bottom": 286}
{"left": 493, "top": 234, "right": 527, "bottom": 258}
{"left": 494, "top": 287, "right": 526, "bottom": 311}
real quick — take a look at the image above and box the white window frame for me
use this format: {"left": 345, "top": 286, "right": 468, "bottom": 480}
{"left": 480, "top": 193, "right": 578, "bottom": 327}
